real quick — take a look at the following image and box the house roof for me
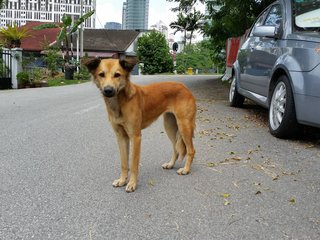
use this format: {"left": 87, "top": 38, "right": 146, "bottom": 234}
{"left": 20, "top": 22, "right": 60, "bottom": 52}
{"left": 76, "top": 29, "right": 141, "bottom": 52}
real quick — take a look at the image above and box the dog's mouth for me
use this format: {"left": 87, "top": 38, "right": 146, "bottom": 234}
{"left": 102, "top": 86, "right": 116, "bottom": 98}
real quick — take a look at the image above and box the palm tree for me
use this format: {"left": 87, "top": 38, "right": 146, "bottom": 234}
{"left": 185, "top": 9, "right": 204, "bottom": 44}
{"left": 0, "top": 22, "right": 31, "bottom": 48}
{"left": 170, "top": 9, "right": 204, "bottom": 46}
{"left": 170, "top": 13, "right": 188, "bottom": 47}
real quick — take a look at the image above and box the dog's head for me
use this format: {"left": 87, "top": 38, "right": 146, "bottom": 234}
{"left": 84, "top": 58, "right": 138, "bottom": 98}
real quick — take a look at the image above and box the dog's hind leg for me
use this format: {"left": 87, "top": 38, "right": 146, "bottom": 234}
{"left": 176, "top": 119, "right": 195, "bottom": 175}
{"left": 162, "top": 113, "right": 179, "bottom": 169}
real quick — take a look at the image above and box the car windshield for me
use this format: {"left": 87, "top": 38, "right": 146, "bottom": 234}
{"left": 292, "top": 0, "right": 320, "bottom": 31}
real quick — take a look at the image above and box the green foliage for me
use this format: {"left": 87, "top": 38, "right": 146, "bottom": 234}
{"left": 176, "top": 65, "right": 186, "bottom": 74}
{"left": 169, "top": 4, "right": 204, "bottom": 45}
{"left": 42, "top": 45, "right": 63, "bottom": 76}
{"left": 137, "top": 30, "right": 173, "bottom": 74}
{"left": 0, "top": 23, "right": 31, "bottom": 47}
{"left": 176, "top": 40, "right": 214, "bottom": 73}
{"left": 33, "top": 10, "right": 95, "bottom": 65}
{"left": 16, "top": 71, "right": 30, "bottom": 85}
{"left": 0, "top": 58, "right": 9, "bottom": 76}
{"left": 0, "top": 0, "right": 7, "bottom": 9}
{"left": 168, "top": 0, "right": 274, "bottom": 66}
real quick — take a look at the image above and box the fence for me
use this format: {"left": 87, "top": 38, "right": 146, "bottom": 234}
{"left": 0, "top": 49, "right": 12, "bottom": 89}
{"left": 0, "top": 48, "right": 22, "bottom": 89}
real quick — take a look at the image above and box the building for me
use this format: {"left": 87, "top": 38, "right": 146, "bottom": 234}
{"left": 0, "top": 0, "right": 96, "bottom": 28}
{"left": 150, "top": 20, "right": 168, "bottom": 39}
{"left": 122, "top": 0, "right": 149, "bottom": 30}
{"left": 104, "top": 22, "right": 122, "bottom": 30}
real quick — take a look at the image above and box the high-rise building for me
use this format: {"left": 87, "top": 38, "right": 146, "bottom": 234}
{"left": 0, "top": 0, "right": 96, "bottom": 28}
{"left": 122, "top": 0, "right": 149, "bottom": 30}
{"left": 104, "top": 22, "right": 122, "bottom": 30}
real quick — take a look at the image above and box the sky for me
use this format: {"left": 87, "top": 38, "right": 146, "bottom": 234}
{"left": 95, "top": 0, "right": 205, "bottom": 41}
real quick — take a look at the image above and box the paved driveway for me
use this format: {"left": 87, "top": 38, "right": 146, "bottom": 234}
{"left": 0, "top": 75, "right": 319, "bottom": 239}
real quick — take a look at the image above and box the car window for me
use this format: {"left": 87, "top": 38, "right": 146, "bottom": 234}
{"left": 293, "top": 0, "right": 320, "bottom": 30}
{"left": 264, "top": 4, "right": 282, "bottom": 26}
{"left": 249, "top": 9, "right": 268, "bottom": 36}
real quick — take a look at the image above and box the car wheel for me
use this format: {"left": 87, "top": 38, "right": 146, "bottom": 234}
{"left": 229, "top": 75, "right": 244, "bottom": 107}
{"left": 269, "top": 75, "right": 299, "bottom": 138}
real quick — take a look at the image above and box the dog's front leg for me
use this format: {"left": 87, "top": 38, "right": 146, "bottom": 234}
{"left": 126, "top": 132, "right": 141, "bottom": 192}
{"left": 112, "top": 125, "right": 129, "bottom": 188}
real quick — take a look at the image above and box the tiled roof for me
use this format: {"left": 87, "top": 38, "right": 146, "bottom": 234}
{"left": 20, "top": 22, "right": 60, "bottom": 51}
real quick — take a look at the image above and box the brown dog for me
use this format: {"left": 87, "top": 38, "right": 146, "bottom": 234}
{"left": 85, "top": 58, "right": 196, "bottom": 192}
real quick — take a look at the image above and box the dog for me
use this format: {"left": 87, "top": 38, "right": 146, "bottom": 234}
{"left": 85, "top": 58, "right": 196, "bottom": 192}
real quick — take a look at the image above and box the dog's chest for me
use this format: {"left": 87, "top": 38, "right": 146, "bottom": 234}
{"left": 104, "top": 98, "right": 124, "bottom": 124}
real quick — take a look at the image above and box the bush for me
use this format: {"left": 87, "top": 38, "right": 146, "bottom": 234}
{"left": 16, "top": 71, "right": 30, "bottom": 85}
{"left": 176, "top": 65, "right": 186, "bottom": 74}
{"left": 137, "top": 30, "right": 173, "bottom": 74}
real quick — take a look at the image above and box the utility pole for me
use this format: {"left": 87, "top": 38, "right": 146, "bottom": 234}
{"left": 80, "top": 0, "right": 84, "bottom": 58}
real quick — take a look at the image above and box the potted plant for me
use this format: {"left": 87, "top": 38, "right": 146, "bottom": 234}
{"left": 0, "top": 23, "right": 31, "bottom": 48}
{"left": 16, "top": 71, "right": 30, "bottom": 88}
{"left": 33, "top": 10, "right": 95, "bottom": 80}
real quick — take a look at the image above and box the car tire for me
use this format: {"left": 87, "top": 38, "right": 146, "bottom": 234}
{"left": 268, "top": 75, "right": 299, "bottom": 138}
{"left": 229, "top": 75, "right": 245, "bottom": 107}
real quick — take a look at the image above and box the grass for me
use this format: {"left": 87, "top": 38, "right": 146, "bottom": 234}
{"left": 46, "top": 76, "right": 90, "bottom": 87}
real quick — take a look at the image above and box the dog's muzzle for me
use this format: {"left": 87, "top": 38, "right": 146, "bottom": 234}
{"left": 103, "top": 86, "right": 116, "bottom": 98}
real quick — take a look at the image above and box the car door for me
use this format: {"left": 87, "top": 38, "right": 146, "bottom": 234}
{"left": 244, "top": 4, "right": 283, "bottom": 97}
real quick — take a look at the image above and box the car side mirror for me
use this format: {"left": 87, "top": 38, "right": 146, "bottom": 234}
{"left": 252, "top": 25, "right": 280, "bottom": 39}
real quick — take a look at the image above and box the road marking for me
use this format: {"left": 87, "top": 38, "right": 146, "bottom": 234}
{"left": 75, "top": 104, "right": 101, "bottom": 115}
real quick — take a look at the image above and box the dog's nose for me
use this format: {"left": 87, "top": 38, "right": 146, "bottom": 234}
{"left": 103, "top": 86, "right": 115, "bottom": 97}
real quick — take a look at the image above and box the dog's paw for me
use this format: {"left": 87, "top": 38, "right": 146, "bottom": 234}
{"left": 162, "top": 162, "right": 174, "bottom": 169}
{"left": 125, "top": 180, "right": 137, "bottom": 193}
{"left": 112, "top": 178, "right": 127, "bottom": 187}
{"left": 177, "top": 168, "right": 190, "bottom": 175}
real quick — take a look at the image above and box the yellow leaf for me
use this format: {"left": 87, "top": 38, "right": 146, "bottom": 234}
{"left": 224, "top": 200, "right": 231, "bottom": 206}
{"left": 220, "top": 193, "right": 230, "bottom": 198}
{"left": 207, "top": 162, "right": 215, "bottom": 167}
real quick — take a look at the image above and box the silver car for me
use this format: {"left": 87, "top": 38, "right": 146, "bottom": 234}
{"left": 229, "top": 0, "right": 320, "bottom": 138}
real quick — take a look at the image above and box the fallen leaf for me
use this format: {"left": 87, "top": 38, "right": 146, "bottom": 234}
{"left": 232, "top": 156, "right": 242, "bottom": 161}
{"left": 147, "top": 179, "right": 155, "bottom": 186}
{"left": 224, "top": 200, "right": 231, "bottom": 206}
{"left": 207, "top": 162, "right": 215, "bottom": 167}
{"left": 220, "top": 193, "right": 230, "bottom": 198}
{"left": 289, "top": 197, "right": 296, "bottom": 204}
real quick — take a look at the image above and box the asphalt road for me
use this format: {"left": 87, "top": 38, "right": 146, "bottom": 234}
{"left": 1, "top": 75, "right": 319, "bottom": 240}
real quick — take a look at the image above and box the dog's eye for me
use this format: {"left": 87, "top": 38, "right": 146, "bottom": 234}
{"left": 114, "top": 73, "right": 121, "bottom": 78}
{"left": 99, "top": 72, "right": 105, "bottom": 77}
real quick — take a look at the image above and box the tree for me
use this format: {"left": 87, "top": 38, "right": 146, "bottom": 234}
{"left": 176, "top": 40, "right": 214, "bottom": 73}
{"left": 169, "top": 1, "right": 204, "bottom": 46}
{"left": 137, "top": 30, "right": 173, "bottom": 74}
{"left": 33, "top": 10, "right": 95, "bottom": 70}
{"left": 168, "top": 0, "right": 274, "bottom": 65}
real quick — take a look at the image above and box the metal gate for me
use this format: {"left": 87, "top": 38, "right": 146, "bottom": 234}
{"left": 0, "top": 49, "right": 12, "bottom": 89}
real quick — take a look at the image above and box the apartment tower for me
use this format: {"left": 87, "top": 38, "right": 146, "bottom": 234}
{"left": 122, "top": 0, "right": 149, "bottom": 30}
{"left": 0, "top": 0, "right": 96, "bottom": 28}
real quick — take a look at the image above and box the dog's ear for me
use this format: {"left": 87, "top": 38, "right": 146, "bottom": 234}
{"left": 119, "top": 58, "right": 138, "bottom": 72}
{"left": 84, "top": 58, "right": 101, "bottom": 74}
